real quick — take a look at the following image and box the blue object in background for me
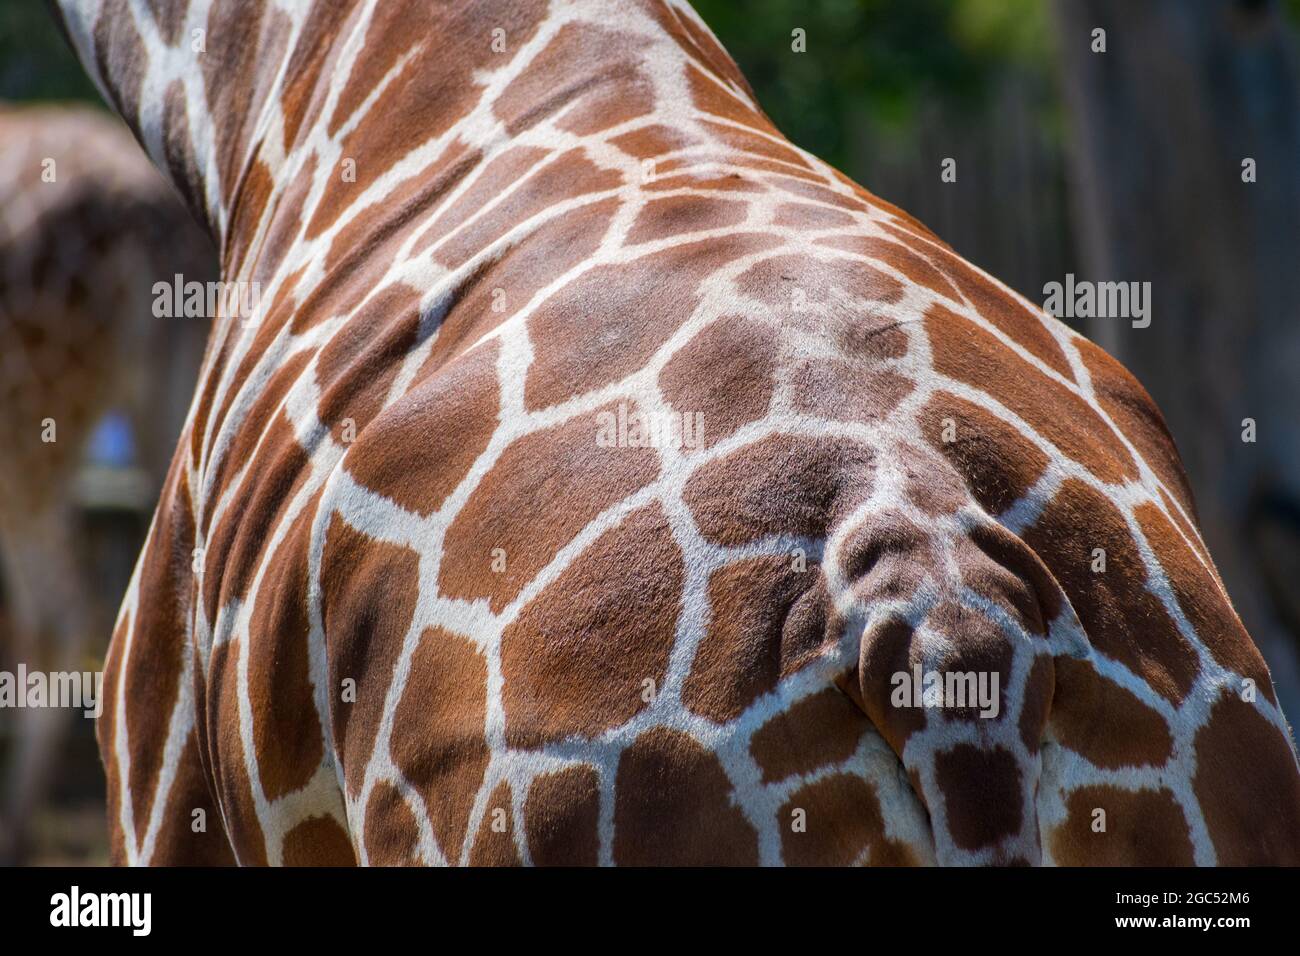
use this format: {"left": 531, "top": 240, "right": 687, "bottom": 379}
{"left": 86, "top": 410, "right": 135, "bottom": 467}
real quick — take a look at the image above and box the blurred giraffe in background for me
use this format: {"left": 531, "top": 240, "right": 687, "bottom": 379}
{"left": 0, "top": 102, "right": 212, "bottom": 862}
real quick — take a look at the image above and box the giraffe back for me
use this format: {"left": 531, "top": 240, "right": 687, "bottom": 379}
{"left": 59, "top": 0, "right": 1300, "bottom": 866}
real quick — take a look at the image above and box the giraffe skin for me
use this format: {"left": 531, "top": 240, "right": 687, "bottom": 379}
{"left": 50, "top": 0, "right": 1300, "bottom": 866}
{"left": 0, "top": 102, "right": 211, "bottom": 861}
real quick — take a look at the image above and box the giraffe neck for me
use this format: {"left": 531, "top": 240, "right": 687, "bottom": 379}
{"left": 53, "top": 0, "right": 761, "bottom": 280}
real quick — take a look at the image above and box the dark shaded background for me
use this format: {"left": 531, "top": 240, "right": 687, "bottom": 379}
{"left": 2, "top": 0, "right": 1298, "bottom": 862}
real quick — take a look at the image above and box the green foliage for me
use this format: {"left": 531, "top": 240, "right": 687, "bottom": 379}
{"left": 0, "top": 2, "right": 102, "bottom": 103}
{"left": 948, "top": 0, "right": 1052, "bottom": 64}
{"left": 691, "top": 0, "right": 1052, "bottom": 168}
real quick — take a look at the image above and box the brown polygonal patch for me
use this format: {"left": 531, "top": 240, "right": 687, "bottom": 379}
{"left": 439, "top": 403, "right": 661, "bottom": 613}
{"left": 750, "top": 686, "right": 867, "bottom": 784}
{"left": 414, "top": 196, "right": 620, "bottom": 373}
{"left": 501, "top": 504, "right": 683, "bottom": 748}
{"left": 1022, "top": 479, "right": 1199, "bottom": 703}
{"left": 202, "top": 411, "right": 312, "bottom": 626}
{"left": 226, "top": 159, "right": 274, "bottom": 277}
{"left": 363, "top": 781, "right": 422, "bottom": 865}
{"left": 1078, "top": 338, "right": 1197, "bottom": 514}
{"left": 626, "top": 194, "right": 748, "bottom": 244}
{"left": 840, "top": 510, "right": 935, "bottom": 607}
{"left": 919, "top": 391, "right": 1050, "bottom": 518}
{"left": 685, "top": 433, "right": 875, "bottom": 546}
{"left": 685, "top": 62, "right": 768, "bottom": 128}
{"left": 410, "top": 145, "right": 547, "bottom": 252}
{"left": 924, "top": 304, "right": 1136, "bottom": 484}
{"left": 321, "top": 515, "right": 422, "bottom": 798}
{"left": 898, "top": 442, "right": 970, "bottom": 518}
{"left": 122, "top": 468, "right": 193, "bottom": 836}
{"left": 788, "top": 358, "right": 914, "bottom": 426}
{"left": 858, "top": 616, "right": 928, "bottom": 755}
{"left": 207, "top": 637, "right": 268, "bottom": 866}
{"left": 98, "top": 613, "right": 129, "bottom": 865}
{"left": 780, "top": 773, "right": 915, "bottom": 866}
{"left": 765, "top": 172, "right": 870, "bottom": 208}
{"left": 150, "top": 732, "right": 238, "bottom": 866}
{"left": 938, "top": 257, "right": 1075, "bottom": 380}
{"left": 735, "top": 253, "right": 906, "bottom": 321}
{"left": 1018, "top": 655, "right": 1055, "bottom": 755}
{"left": 918, "top": 601, "right": 1016, "bottom": 723}
{"left": 1050, "top": 657, "right": 1172, "bottom": 768}
{"left": 92, "top": 0, "right": 146, "bottom": 148}
{"left": 200, "top": 0, "right": 284, "bottom": 205}
{"left": 1050, "top": 785, "right": 1194, "bottom": 865}
{"left": 203, "top": 351, "right": 311, "bottom": 543}
{"left": 958, "top": 521, "right": 1061, "bottom": 635}
{"left": 391, "top": 627, "right": 490, "bottom": 860}
{"left": 524, "top": 765, "right": 602, "bottom": 866}
{"left": 658, "top": 314, "right": 778, "bottom": 449}
{"left": 933, "top": 744, "right": 1024, "bottom": 852}
{"left": 430, "top": 150, "right": 620, "bottom": 270}
{"left": 325, "top": 147, "right": 479, "bottom": 273}
{"left": 613, "top": 728, "right": 758, "bottom": 864}
{"left": 1134, "top": 501, "right": 1275, "bottom": 705}
{"left": 684, "top": 557, "right": 832, "bottom": 723}
{"left": 773, "top": 202, "right": 857, "bottom": 230}
{"left": 495, "top": 22, "right": 652, "bottom": 136}
{"left": 468, "top": 782, "right": 521, "bottom": 865}
{"left": 1193, "top": 690, "right": 1300, "bottom": 865}
{"left": 160, "top": 79, "right": 208, "bottom": 228}
{"left": 608, "top": 123, "right": 695, "bottom": 160}
{"left": 279, "top": 1, "right": 358, "bottom": 148}
{"left": 525, "top": 233, "right": 778, "bottom": 411}
{"left": 344, "top": 339, "right": 501, "bottom": 518}
{"left": 319, "top": 284, "right": 424, "bottom": 445}
{"left": 815, "top": 234, "right": 962, "bottom": 301}
{"left": 248, "top": 491, "right": 324, "bottom": 802}
{"left": 282, "top": 814, "right": 356, "bottom": 866}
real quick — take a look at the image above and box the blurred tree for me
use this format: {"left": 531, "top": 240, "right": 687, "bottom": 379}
{"left": 693, "top": 0, "right": 1052, "bottom": 170}
{"left": 0, "top": 2, "right": 101, "bottom": 102}
{"left": 1055, "top": 0, "right": 1300, "bottom": 718}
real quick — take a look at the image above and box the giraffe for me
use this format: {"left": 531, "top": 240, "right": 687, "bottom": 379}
{"left": 49, "top": 0, "right": 1300, "bottom": 866}
{"left": 0, "top": 102, "right": 211, "bottom": 861}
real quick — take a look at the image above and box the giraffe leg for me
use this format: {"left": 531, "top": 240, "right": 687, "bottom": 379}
{"left": 0, "top": 504, "right": 93, "bottom": 864}
{"left": 849, "top": 514, "right": 1063, "bottom": 865}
